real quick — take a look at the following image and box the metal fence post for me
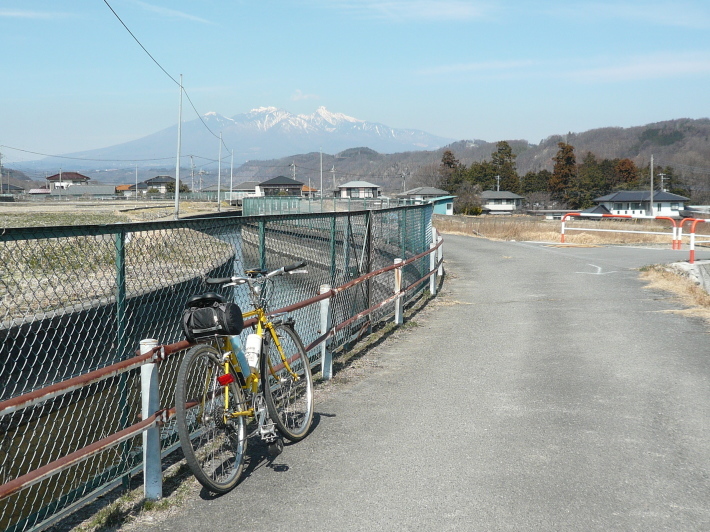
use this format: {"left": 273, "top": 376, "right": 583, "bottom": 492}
{"left": 394, "top": 258, "right": 403, "bottom": 325}
{"left": 259, "top": 219, "right": 266, "bottom": 270}
{"left": 140, "top": 339, "right": 162, "bottom": 500}
{"left": 429, "top": 241, "right": 437, "bottom": 296}
{"left": 319, "top": 285, "right": 333, "bottom": 380}
{"left": 115, "top": 228, "right": 131, "bottom": 491}
{"left": 437, "top": 231, "right": 444, "bottom": 277}
{"left": 330, "top": 216, "right": 337, "bottom": 284}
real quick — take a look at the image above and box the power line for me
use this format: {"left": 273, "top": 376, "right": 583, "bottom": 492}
{"left": 102, "top": 0, "right": 229, "bottom": 152}
{"left": 102, "top": 0, "right": 179, "bottom": 86}
{"left": 0, "top": 144, "right": 176, "bottom": 163}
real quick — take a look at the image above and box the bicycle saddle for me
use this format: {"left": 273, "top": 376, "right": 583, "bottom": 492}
{"left": 185, "top": 292, "right": 227, "bottom": 309}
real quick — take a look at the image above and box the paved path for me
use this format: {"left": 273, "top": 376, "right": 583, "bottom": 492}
{"left": 140, "top": 235, "right": 710, "bottom": 531}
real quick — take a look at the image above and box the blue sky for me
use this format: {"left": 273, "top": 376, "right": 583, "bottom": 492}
{"left": 2, "top": 0, "right": 710, "bottom": 162}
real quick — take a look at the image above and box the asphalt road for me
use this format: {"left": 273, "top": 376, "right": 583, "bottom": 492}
{"left": 139, "top": 235, "right": 710, "bottom": 531}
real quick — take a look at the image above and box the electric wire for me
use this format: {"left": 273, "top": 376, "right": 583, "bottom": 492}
{"left": 102, "top": 0, "right": 230, "bottom": 153}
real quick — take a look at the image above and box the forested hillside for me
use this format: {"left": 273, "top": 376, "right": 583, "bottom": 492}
{"left": 235, "top": 118, "right": 710, "bottom": 205}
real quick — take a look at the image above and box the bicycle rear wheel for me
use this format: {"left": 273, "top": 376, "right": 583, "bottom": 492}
{"left": 175, "top": 343, "right": 247, "bottom": 493}
{"left": 263, "top": 324, "right": 314, "bottom": 441}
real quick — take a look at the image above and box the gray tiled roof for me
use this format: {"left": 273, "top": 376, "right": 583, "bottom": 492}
{"left": 481, "top": 190, "right": 524, "bottom": 199}
{"left": 594, "top": 190, "right": 688, "bottom": 202}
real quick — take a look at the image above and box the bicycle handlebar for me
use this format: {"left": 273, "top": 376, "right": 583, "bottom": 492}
{"left": 205, "top": 261, "right": 307, "bottom": 285}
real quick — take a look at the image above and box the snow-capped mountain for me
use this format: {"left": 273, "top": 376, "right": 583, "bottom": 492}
{"left": 20, "top": 107, "right": 454, "bottom": 171}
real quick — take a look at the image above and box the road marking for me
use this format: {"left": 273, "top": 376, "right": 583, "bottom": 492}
{"left": 576, "top": 264, "right": 618, "bottom": 275}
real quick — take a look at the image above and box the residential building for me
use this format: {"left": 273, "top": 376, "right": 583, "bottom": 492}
{"left": 49, "top": 185, "right": 116, "bottom": 198}
{"left": 336, "top": 181, "right": 381, "bottom": 199}
{"left": 399, "top": 187, "right": 450, "bottom": 201}
{"left": 256, "top": 176, "right": 303, "bottom": 196}
{"left": 0, "top": 183, "right": 25, "bottom": 194}
{"left": 481, "top": 190, "right": 524, "bottom": 214}
{"left": 144, "top": 175, "right": 175, "bottom": 194}
{"left": 46, "top": 172, "right": 90, "bottom": 190}
{"left": 593, "top": 190, "right": 689, "bottom": 217}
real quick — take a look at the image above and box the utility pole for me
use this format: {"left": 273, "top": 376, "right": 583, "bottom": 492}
{"left": 658, "top": 172, "right": 666, "bottom": 192}
{"left": 330, "top": 165, "right": 336, "bottom": 210}
{"left": 174, "top": 74, "right": 183, "bottom": 220}
{"left": 230, "top": 149, "right": 234, "bottom": 207}
{"left": 496, "top": 175, "right": 501, "bottom": 191}
{"left": 0, "top": 151, "right": 4, "bottom": 195}
{"left": 320, "top": 147, "right": 323, "bottom": 209}
{"left": 217, "top": 132, "right": 222, "bottom": 212}
{"left": 650, "top": 154, "right": 654, "bottom": 217}
{"left": 190, "top": 156, "right": 195, "bottom": 194}
{"left": 135, "top": 164, "right": 138, "bottom": 199}
{"left": 290, "top": 161, "right": 296, "bottom": 180}
{"left": 198, "top": 169, "right": 207, "bottom": 192}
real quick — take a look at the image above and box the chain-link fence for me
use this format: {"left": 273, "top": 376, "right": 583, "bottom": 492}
{"left": 0, "top": 204, "right": 435, "bottom": 532}
{"left": 242, "top": 196, "right": 421, "bottom": 216}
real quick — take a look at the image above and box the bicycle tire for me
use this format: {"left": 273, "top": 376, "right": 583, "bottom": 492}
{"left": 175, "top": 343, "right": 247, "bottom": 493}
{"left": 262, "top": 324, "right": 314, "bottom": 441}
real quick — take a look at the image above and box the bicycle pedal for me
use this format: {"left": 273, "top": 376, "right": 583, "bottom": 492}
{"left": 267, "top": 438, "right": 284, "bottom": 457}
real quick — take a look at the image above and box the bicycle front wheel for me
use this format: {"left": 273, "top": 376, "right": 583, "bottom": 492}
{"left": 175, "top": 343, "right": 247, "bottom": 494}
{"left": 263, "top": 324, "right": 314, "bottom": 441}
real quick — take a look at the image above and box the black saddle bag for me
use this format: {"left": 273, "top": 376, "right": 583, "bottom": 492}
{"left": 182, "top": 294, "right": 244, "bottom": 342}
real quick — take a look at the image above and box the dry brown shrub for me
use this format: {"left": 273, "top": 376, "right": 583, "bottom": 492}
{"left": 434, "top": 215, "right": 675, "bottom": 246}
{"left": 639, "top": 265, "right": 710, "bottom": 322}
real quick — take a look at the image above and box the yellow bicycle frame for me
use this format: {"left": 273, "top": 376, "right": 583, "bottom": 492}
{"left": 219, "top": 307, "right": 299, "bottom": 422}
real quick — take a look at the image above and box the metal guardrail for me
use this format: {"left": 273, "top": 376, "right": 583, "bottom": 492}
{"left": 0, "top": 204, "right": 438, "bottom": 532}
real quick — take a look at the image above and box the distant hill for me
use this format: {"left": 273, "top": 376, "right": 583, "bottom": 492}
{"left": 234, "top": 118, "right": 710, "bottom": 194}
{"left": 10, "top": 116, "right": 710, "bottom": 195}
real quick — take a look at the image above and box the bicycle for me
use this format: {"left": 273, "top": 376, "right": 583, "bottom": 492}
{"left": 175, "top": 261, "right": 314, "bottom": 493}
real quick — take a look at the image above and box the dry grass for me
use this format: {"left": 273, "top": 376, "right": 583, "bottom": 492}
{"left": 639, "top": 264, "right": 710, "bottom": 322}
{"left": 434, "top": 214, "right": 677, "bottom": 246}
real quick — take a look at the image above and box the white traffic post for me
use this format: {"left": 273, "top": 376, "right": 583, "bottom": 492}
{"left": 394, "top": 258, "right": 403, "bottom": 325}
{"left": 140, "top": 338, "right": 162, "bottom": 500}
{"left": 319, "top": 285, "right": 333, "bottom": 380}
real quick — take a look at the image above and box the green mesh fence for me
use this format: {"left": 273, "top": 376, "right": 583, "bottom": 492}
{"left": 0, "top": 203, "right": 435, "bottom": 531}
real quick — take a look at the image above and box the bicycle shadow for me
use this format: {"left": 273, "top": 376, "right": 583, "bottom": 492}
{"left": 198, "top": 411, "right": 329, "bottom": 500}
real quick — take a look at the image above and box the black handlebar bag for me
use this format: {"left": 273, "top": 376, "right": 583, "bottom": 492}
{"left": 182, "top": 293, "right": 244, "bottom": 342}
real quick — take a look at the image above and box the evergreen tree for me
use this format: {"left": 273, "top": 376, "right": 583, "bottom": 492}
{"left": 568, "top": 152, "right": 605, "bottom": 208}
{"left": 614, "top": 158, "right": 639, "bottom": 188}
{"left": 549, "top": 142, "right": 576, "bottom": 202}
{"left": 520, "top": 170, "right": 551, "bottom": 194}
{"left": 491, "top": 141, "right": 519, "bottom": 193}
{"left": 439, "top": 150, "right": 463, "bottom": 192}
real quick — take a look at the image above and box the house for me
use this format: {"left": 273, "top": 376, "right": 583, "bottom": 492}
{"left": 144, "top": 175, "right": 175, "bottom": 194}
{"left": 481, "top": 190, "right": 524, "bottom": 214}
{"left": 399, "top": 187, "right": 451, "bottom": 201}
{"left": 256, "top": 176, "right": 303, "bottom": 196}
{"left": 50, "top": 185, "right": 116, "bottom": 198}
{"left": 336, "top": 181, "right": 381, "bottom": 199}
{"left": 593, "top": 190, "right": 689, "bottom": 217}
{"left": 0, "top": 183, "right": 25, "bottom": 194}
{"left": 398, "top": 187, "right": 455, "bottom": 215}
{"left": 46, "top": 172, "right": 90, "bottom": 190}
{"left": 301, "top": 185, "right": 319, "bottom": 198}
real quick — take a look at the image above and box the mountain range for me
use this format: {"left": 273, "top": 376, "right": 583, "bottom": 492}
{"left": 16, "top": 106, "right": 454, "bottom": 173}
{"left": 8, "top": 109, "right": 710, "bottom": 197}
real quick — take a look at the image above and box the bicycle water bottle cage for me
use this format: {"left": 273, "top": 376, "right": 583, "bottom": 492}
{"left": 185, "top": 292, "right": 227, "bottom": 309}
{"left": 245, "top": 268, "right": 268, "bottom": 278}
